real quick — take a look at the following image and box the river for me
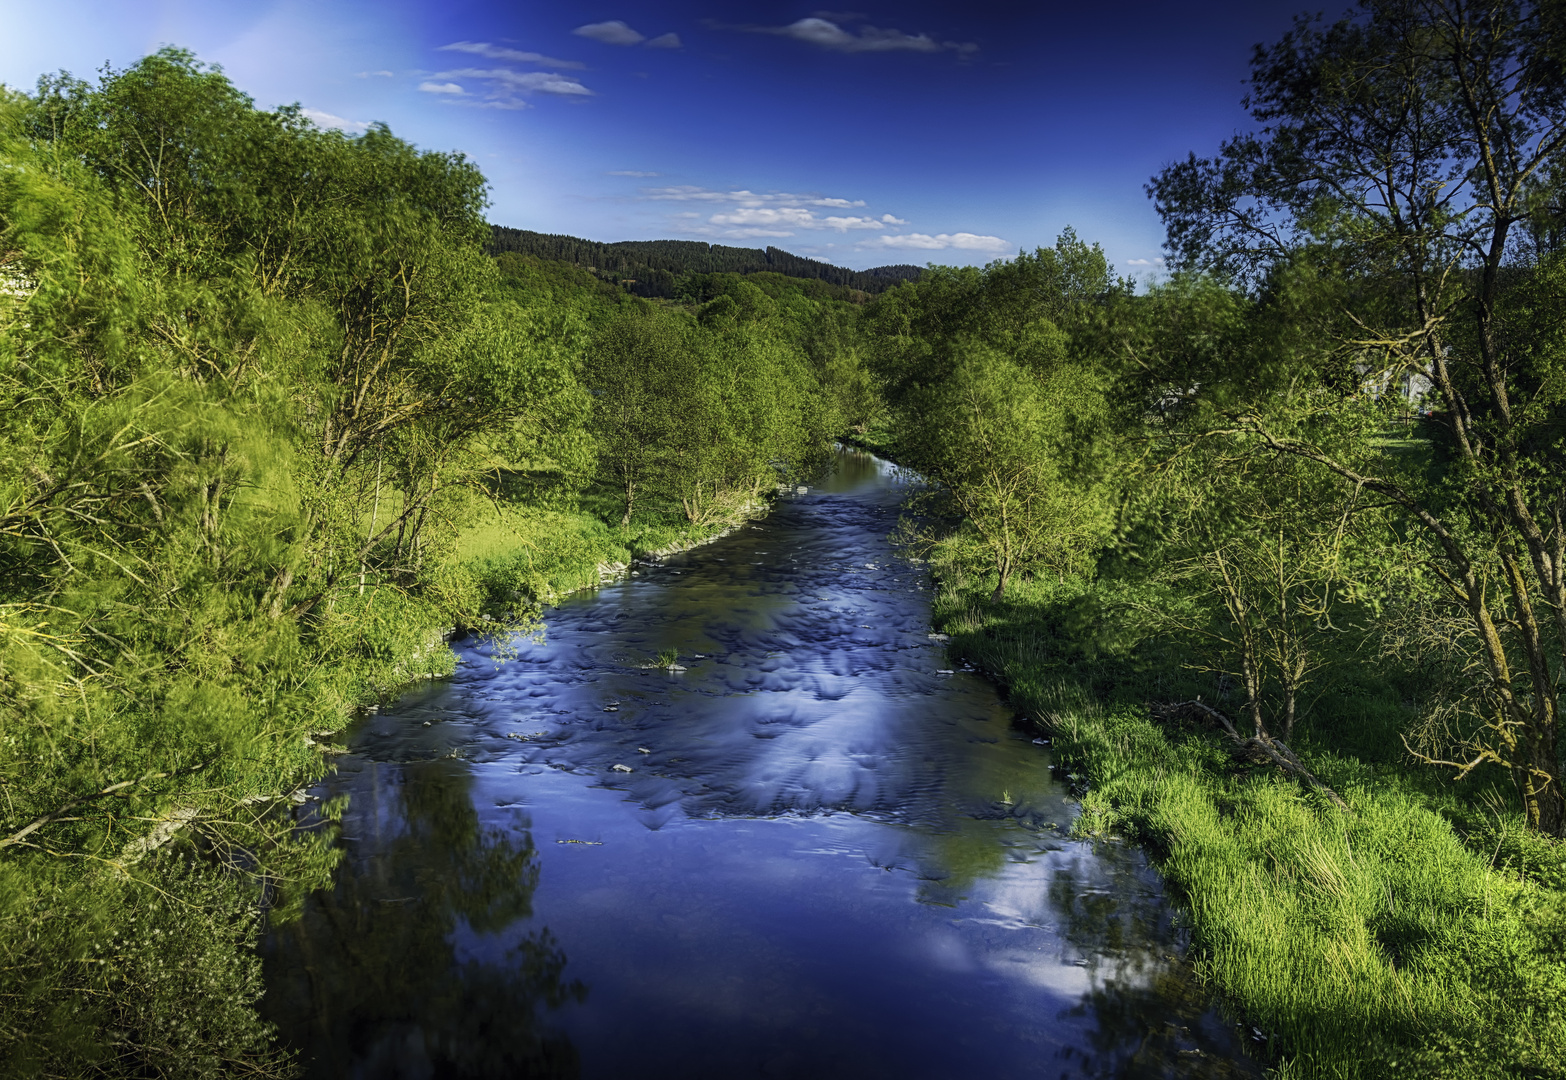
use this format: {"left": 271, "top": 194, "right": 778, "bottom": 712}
{"left": 261, "top": 448, "right": 1260, "bottom": 1079}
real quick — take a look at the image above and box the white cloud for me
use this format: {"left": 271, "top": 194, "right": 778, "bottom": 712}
{"left": 1125, "top": 257, "right": 1166, "bottom": 266}
{"left": 434, "top": 68, "right": 594, "bottom": 98}
{"left": 862, "top": 232, "right": 1012, "bottom": 253}
{"left": 641, "top": 186, "right": 866, "bottom": 208}
{"left": 736, "top": 17, "right": 978, "bottom": 57}
{"left": 356, "top": 70, "right": 394, "bottom": 78}
{"left": 645, "top": 32, "right": 682, "bottom": 49}
{"left": 711, "top": 207, "right": 819, "bottom": 228}
{"left": 609, "top": 170, "right": 661, "bottom": 177}
{"left": 574, "top": 20, "right": 645, "bottom": 46}
{"left": 438, "top": 41, "right": 586, "bottom": 70}
{"left": 779, "top": 17, "right": 939, "bottom": 52}
{"left": 821, "top": 215, "right": 887, "bottom": 230}
{"left": 301, "top": 108, "right": 371, "bottom": 132}
{"left": 630, "top": 184, "right": 915, "bottom": 243}
{"left": 705, "top": 206, "right": 888, "bottom": 236}
{"left": 418, "top": 81, "right": 465, "bottom": 95}
{"left": 710, "top": 228, "right": 796, "bottom": 239}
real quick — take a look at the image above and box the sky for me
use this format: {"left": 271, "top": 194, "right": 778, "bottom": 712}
{"left": 0, "top": 1, "right": 1334, "bottom": 274}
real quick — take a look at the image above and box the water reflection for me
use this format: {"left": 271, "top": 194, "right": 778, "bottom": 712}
{"left": 262, "top": 759, "right": 583, "bottom": 1078}
{"left": 264, "top": 450, "right": 1259, "bottom": 1079}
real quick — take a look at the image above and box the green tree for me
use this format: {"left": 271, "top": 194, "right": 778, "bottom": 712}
{"left": 905, "top": 343, "right": 1110, "bottom": 600}
{"left": 0, "top": 49, "right": 595, "bottom": 1071}
{"left": 1150, "top": 0, "right": 1566, "bottom": 833}
{"left": 583, "top": 307, "right": 685, "bottom": 525}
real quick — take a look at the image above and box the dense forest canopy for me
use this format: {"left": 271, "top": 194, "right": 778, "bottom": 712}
{"left": 489, "top": 225, "right": 923, "bottom": 298}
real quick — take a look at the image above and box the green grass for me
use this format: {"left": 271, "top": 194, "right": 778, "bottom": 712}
{"left": 933, "top": 574, "right": 1566, "bottom": 1079}
{"left": 449, "top": 482, "right": 767, "bottom": 615}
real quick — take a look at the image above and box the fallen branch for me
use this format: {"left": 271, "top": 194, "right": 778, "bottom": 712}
{"left": 1150, "top": 700, "right": 1351, "bottom": 812}
{"left": 0, "top": 753, "right": 220, "bottom": 851}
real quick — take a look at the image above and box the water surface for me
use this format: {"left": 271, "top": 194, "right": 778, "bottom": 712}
{"left": 263, "top": 450, "right": 1259, "bottom": 1079}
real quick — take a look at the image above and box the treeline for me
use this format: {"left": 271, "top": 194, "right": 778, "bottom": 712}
{"left": 489, "top": 225, "right": 922, "bottom": 298}
{"left": 862, "top": 2, "right": 1566, "bottom": 1075}
{"left": 0, "top": 51, "right": 870, "bottom": 1075}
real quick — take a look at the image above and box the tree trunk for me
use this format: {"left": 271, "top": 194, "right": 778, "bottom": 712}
{"left": 992, "top": 555, "right": 1010, "bottom": 603}
{"left": 360, "top": 447, "right": 383, "bottom": 596}
{"left": 1242, "top": 646, "right": 1266, "bottom": 740}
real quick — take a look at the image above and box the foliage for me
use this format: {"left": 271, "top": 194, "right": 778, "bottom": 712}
{"left": 933, "top": 576, "right": 1566, "bottom": 1078}
{"left": 903, "top": 344, "right": 1110, "bottom": 597}
{"left": 1148, "top": 0, "right": 1566, "bottom": 834}
{"left": 872, "top": 231, "right": 1124, "bottom": 597}
{"left": 0, "top": 50, "right": 595, "bottom": 1073}
{"left": 489, "top": 224, "right": 920, "bottom": 298}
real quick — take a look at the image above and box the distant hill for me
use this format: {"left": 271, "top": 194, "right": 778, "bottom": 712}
{"left": 490, "top": 225, "right": 923, "bottom": 298}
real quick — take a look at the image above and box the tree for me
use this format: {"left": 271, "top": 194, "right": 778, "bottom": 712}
{"left": 583, "top": 308, "right": 685, "bottom": 525}
{"left": 0, "top": 50, "right": 595, "bottom": 1069}
{"left": 1150, "top": 0, "right": 1566, "bottom": 832}
{"left": 904, "top": 343, "right": 1110, "bottom": 600}
{"left": 1139, "top": 429, "right": 1382, "bottom": 742}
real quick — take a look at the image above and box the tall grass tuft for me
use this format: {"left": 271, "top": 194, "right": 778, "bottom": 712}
{"left": 933, "top": 575, "right": 1566, "bottom": 1079}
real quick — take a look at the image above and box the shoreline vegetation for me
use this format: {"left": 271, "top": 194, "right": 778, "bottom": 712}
{"left": 0, "top": 51, "right": 870, "bottom": 1076}
{"left": 931, "top": 576, "right": 1565, "bottom": 1078}
{"left": 6, "top": 3, "right": 1566, "bottom": 1075}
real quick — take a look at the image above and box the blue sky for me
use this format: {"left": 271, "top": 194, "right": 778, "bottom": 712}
{"left": 2, "top": 1, "right": 1326, "bottom": 273}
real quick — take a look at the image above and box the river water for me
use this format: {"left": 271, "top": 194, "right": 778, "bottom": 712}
{"left": 261, "top": 449, "right": 1259, "bottom": 1079}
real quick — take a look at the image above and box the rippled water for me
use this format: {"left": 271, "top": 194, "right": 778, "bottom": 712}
{"left": 262, "top": 450, "right": 1260, "bottom": 1079}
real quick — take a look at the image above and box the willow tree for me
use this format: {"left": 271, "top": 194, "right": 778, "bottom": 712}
{"left": 1151, "top": 0, "right": 1566, "bottom": 832}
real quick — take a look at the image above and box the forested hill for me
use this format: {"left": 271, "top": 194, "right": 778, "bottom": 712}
{"left": 490, "top": 225, "right": 923, "bottom": 298}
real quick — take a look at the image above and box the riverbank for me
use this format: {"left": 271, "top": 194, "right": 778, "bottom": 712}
{"left": 930, "top": 575, "right": 1566, "bottom": 1079}
{"left": 329, "top": 485, "right": 780, "bottom": 710}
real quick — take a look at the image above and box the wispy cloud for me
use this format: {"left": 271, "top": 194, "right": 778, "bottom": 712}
{"left": 609, "top": 170, "right": 661, "bottom": 177}
{"left": 355, "top": 70, "right": 393, "bottom": 78}
{"left": 716, "top": 17, "right": 978, "bottom": 59}
{"left": 623, "top": 183, "right": 991, "bottom": 253}
{"left": 418, "top": 81, "right": 466, "bottom": 95}
{"left": 1125, "top": 257, "right": 1166, "bottom": 266}
{"left": 431, "top": 67, "right": 593, "bottom": 102}
{"left": 713, "top": 227, "right": 796, "bottom": 239}
{"left": 438, "top": 41, "right": 585, "bottom": 70}
{"left": 573, "top": 21, "right": 685, "bottom": 49}
{"left": 302, "top": 108, "right": 370, "bottom": 132}
{"left": 709, "top": 207, "right": 884, "bottom": 231}
{"left": 574, "top": 20, "right": 645, "bottom": 46}
{"left": 630, "top": 186, "right": 916, "bottom": 240}
{"left": 861, "top": 232, "right": 1012, "bottom": 253}
{"left": 641, "top": 186, "right": 866, "bottom": 209}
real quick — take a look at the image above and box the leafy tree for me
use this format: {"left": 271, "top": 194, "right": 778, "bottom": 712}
{"left": 0, "top": 49, "right": 597, "bottom": 1071}
{"left": 904, "top": 343, "right": 1111, "bottom": 599}
{"left": 1150, "top": 0, "right": 1566, "bottom": 833}
{"left": 1137, "top": 428, "right": 1385, "bottom": 742}
{"left": 583, "top": 307, "right": 686, "bottom": 525}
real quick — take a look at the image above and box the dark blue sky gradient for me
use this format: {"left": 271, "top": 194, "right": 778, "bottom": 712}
{"left": 2, "top": 1, "right": 1333, "bottom": 272}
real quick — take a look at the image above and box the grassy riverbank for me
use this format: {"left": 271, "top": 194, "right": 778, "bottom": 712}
{"left": 451, "top": 484, "right": 770, "bottom": 615}
{"left": 328, "top": 484, "right": 772, "bottom": 704}
{"left": 931, "top": 575, "right": 1566, "bottom": 1079}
